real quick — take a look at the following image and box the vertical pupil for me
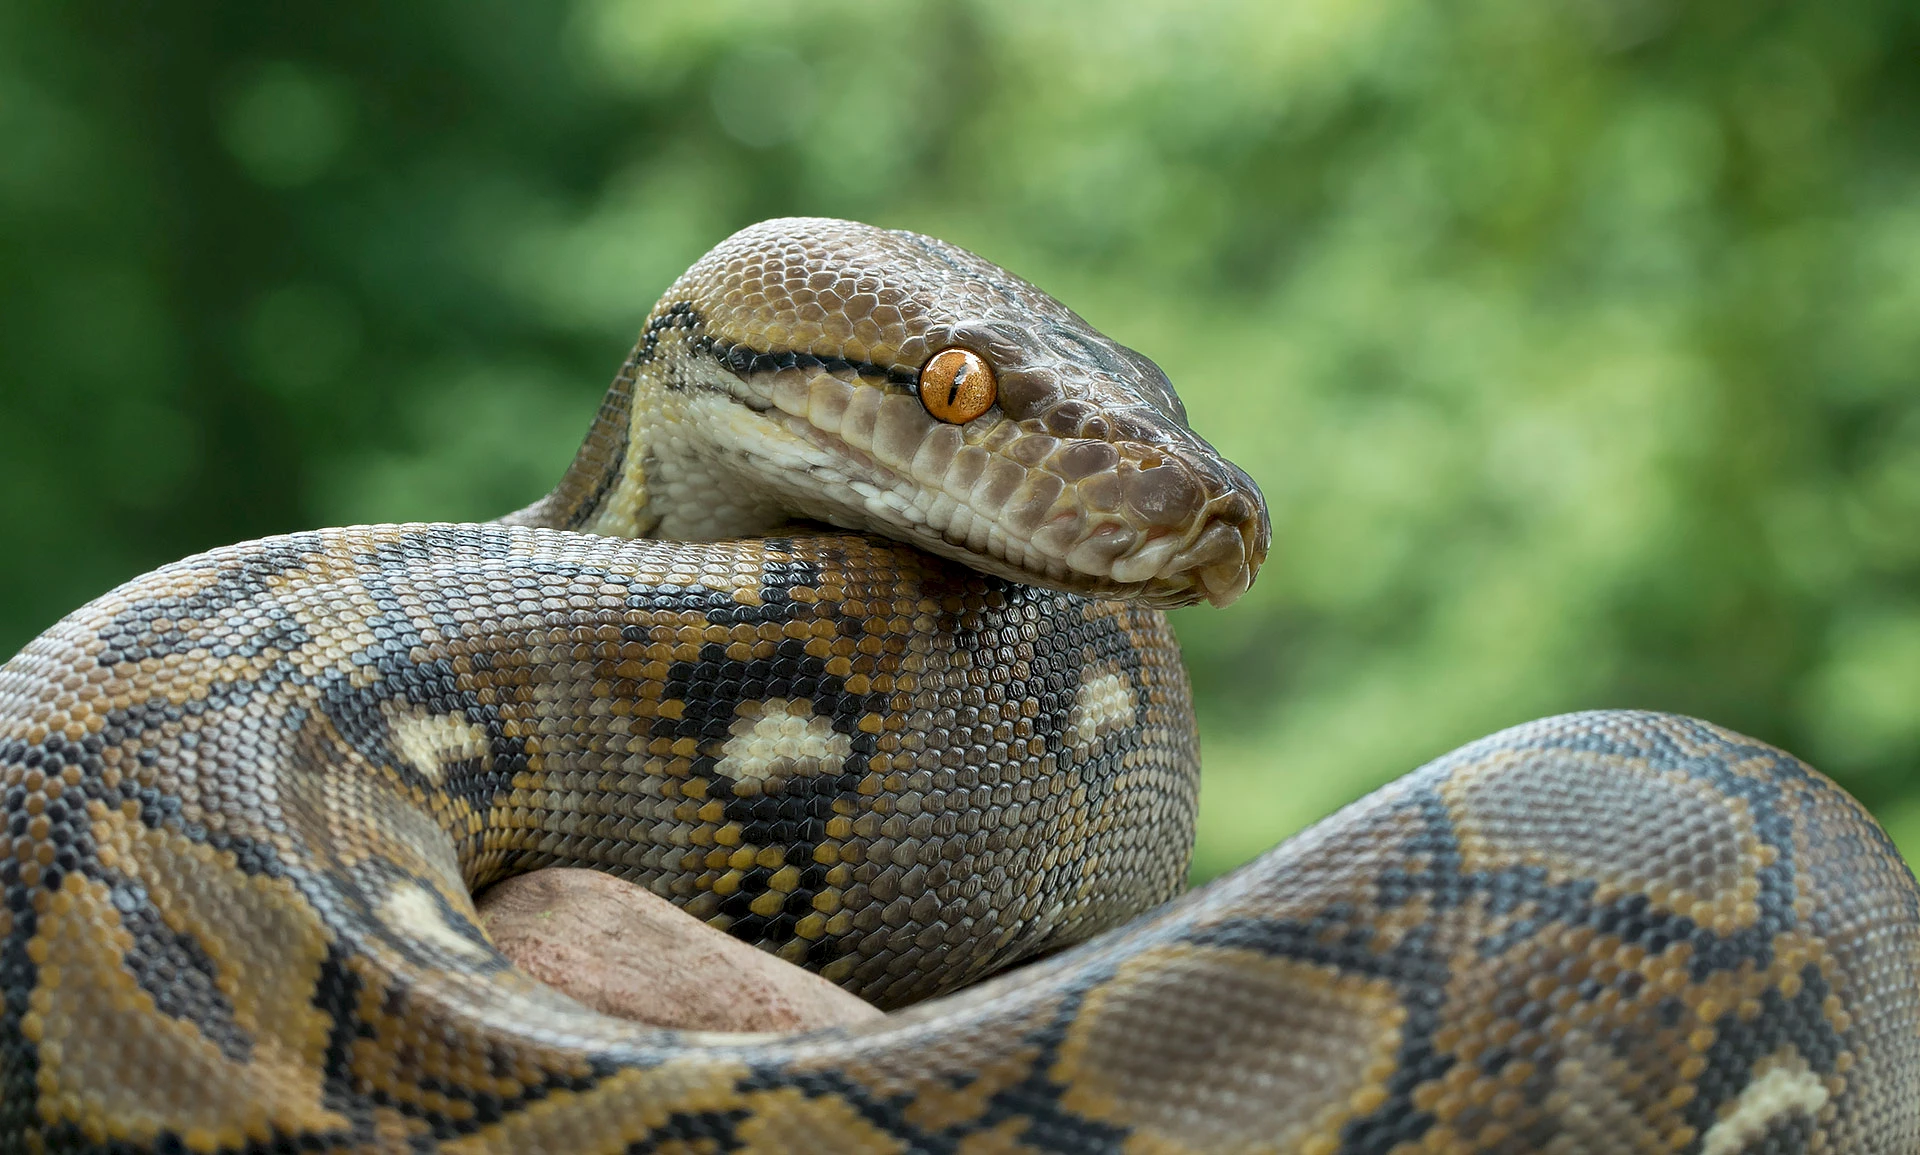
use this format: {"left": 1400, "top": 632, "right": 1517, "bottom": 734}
{"left": 947, "top": 359, "right": 969, "bottom": 408}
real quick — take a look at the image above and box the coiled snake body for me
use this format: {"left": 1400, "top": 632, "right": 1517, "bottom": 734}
{"left": 1, "top": 219, "right": 1916, "bottom": 1153}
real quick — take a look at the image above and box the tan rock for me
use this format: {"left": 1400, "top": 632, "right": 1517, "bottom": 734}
{"left": 475, "top": 867, "right": 880, "bottom": 1031}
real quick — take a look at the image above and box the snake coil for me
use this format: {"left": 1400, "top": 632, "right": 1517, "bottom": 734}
{"left": 1, "top": 218, "right": 1916, "bottom": 1153}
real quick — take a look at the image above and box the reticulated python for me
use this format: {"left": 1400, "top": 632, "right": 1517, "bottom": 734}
{"left": 1, "top": 218, "right": 1916, "bottom": 1153}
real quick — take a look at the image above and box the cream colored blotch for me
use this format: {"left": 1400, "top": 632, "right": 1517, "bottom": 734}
{"left": 1070, "top": 671, "right": 1137, "bottom": 750}
{"left": 1699, "top": 1062, "right": 1829, "bottom": 1155}
{"left": 717, "top": 698, "right": 853, "bottom": 790}
{"left": 381, "top": 701, "right": 491, "bottom": 784}
{"left": 378, "top": 879, "right": 492, "bottom": 961}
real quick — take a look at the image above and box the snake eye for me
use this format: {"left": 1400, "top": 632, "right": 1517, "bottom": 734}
{"left": 918, "top": 348, "right": 997, "bottom": 424}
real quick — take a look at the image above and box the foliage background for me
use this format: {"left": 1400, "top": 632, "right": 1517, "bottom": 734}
{"left": 3, "top": 0, "right": 1917, "bottom": 880}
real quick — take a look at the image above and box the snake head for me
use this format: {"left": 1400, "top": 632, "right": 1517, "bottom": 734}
{"left": 628, "top": 218, "right": 1270, "bottom": 609}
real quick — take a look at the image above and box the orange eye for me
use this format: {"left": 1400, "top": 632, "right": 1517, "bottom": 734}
{"left": 918, "top": 348, "right": 996, "bottom": 423}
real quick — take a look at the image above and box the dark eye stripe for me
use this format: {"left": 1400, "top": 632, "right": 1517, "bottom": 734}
{"left": 698, "top": 336, "right": 918, "bottom": 388}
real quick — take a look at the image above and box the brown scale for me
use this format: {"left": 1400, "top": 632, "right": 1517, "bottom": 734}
{"left": 1, "top": 219, "right": 1917, "bottom": 1153}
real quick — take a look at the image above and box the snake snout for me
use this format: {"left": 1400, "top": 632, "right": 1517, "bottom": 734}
{"left": 920, "top": 397, "right": 1268, "bottom": 608}
{"left": 1119, "top": 451, "right": 1269, "bottom": 609}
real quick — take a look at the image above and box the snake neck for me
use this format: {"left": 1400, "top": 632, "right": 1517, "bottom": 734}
{"left": 501, "top": 342, "right": 796, "bottom": 541}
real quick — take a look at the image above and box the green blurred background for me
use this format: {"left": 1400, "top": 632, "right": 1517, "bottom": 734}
{"left": 3, "top": 0, "right": 1918, "bottom": 881}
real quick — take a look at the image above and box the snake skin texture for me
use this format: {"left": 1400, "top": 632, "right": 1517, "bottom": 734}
{"left": 3, "top": 218, "right": 1919, "bottom": 1152}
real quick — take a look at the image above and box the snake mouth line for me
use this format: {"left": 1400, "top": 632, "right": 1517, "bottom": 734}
{"left": 765, "top": 376, "right": 1265, "bottom": 608}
